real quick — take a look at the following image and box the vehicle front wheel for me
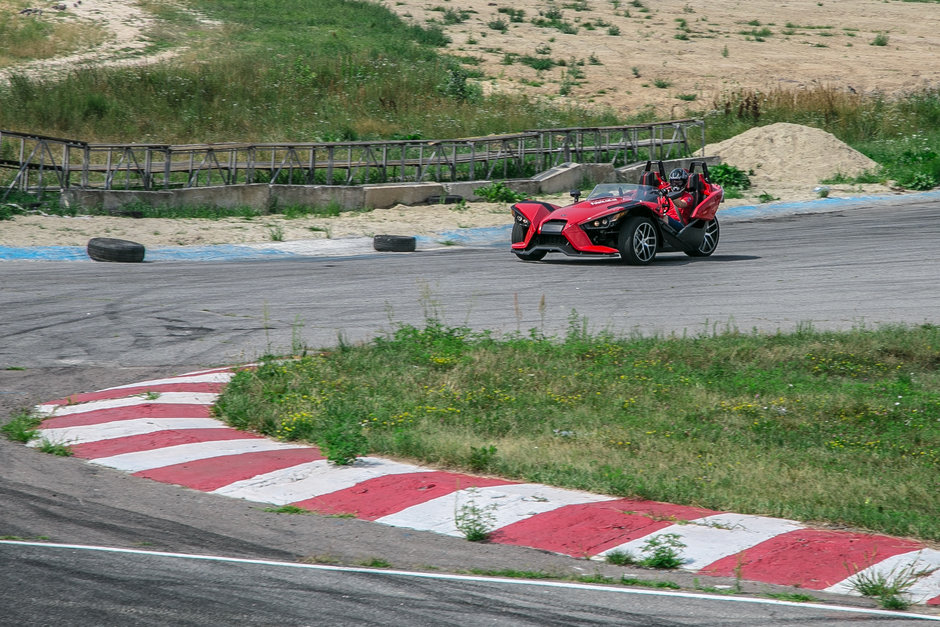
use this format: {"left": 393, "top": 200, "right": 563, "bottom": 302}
{"left": 685, "top": 217, "right": 720, "bottom": 257}
{"left": 618, "top": 216, "right": 658, "bottom": 265}
{"left": 511, "top": 222, "right": 546, "bottom": 261}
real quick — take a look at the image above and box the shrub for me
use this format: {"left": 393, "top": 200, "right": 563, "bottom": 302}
{"left": 487, "top": 18, "right": 509, "bottom": 32}
{"left": 708, "top": 163, "right": 752, "bottom": 190}
{"left": 474, "top": 181, "right": 527, "bottom": 202}
{"left": 900, "top": 171, "right": 937, "bottom": 191}
{"left": 0, "top": 203, "right": 26, "bottom": 221}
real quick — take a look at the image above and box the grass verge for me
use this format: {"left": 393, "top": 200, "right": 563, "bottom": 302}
{"left": 214, "top": 319, "right": 940, "bottom": 542}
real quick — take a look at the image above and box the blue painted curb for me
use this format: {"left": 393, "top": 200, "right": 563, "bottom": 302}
{"left": 719, "top": 188, "right": 940, "bottom": 220}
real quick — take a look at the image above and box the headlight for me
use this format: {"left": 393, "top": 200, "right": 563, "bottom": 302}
{"left": 586, "top": 211, "right": 625, "bottom": 229}
{"left": 513, "top": 212, "right": 530, "bottom": 227}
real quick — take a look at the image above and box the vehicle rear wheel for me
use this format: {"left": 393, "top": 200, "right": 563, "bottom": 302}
{"left": 618, "top": 216, "right": 657, "bottom": 265}
{"left": 511, "top": 223, "right": 546, "bottom": 261}
{"left": 685, "top": 217, "right": 720, "bottom": 257}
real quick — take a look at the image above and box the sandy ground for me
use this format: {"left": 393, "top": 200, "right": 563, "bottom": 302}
{"left": 388, "top": 0, "right": 940, "bottom": 117}
{"left": 0, "top": 1, "right": 931, "bottom": 247}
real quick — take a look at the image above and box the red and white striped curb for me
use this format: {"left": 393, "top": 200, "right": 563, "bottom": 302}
{"left": 30, "top": 367, "right": 940, "bottom": 605}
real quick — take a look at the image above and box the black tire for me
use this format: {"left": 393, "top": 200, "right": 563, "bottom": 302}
{"left": 424, "top": 194, "right": 464, "bottom": 205}
{"left": 511, "top": 223, "right": 546, "bottom": 261}
{"left": 373, "top": 234, "right": 416, "bottom": 252}
{"left": 86, "top": 237, "right": 146, "bottom": 263}
{"left": 685, "top": 217, "right": 720, "bottom": 257}
{"left": 617, "top": 216, "right": 658, "bottom": 265}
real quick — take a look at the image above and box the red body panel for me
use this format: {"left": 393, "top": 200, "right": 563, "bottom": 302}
{"left": 511, "top": 171, "right": 723, "bottom": 260}
{"left": 690, "top": 179, "right": 723, "bottom": 220}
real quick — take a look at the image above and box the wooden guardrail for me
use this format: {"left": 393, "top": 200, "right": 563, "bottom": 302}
{"left": 1, "top": 120, "right": 704, "bottom": 200}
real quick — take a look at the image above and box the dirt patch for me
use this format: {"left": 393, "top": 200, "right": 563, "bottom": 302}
{"left": 389, "top": 0, "right": 940, "bottom": 117}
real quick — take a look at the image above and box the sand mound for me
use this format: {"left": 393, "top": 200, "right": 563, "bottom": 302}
{"left": 705, "top": 123, "right": 879, "bottom": 185}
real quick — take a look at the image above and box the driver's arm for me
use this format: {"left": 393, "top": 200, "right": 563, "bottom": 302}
{"left": 667, "top": 188, "right": 691, "bottom": 209}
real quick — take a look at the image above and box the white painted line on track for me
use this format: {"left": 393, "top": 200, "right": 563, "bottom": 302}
{"left": 376, "top": 484, "right": 616, "bottom": 537}
{"left": 211, "top": 456, "right": 429, "bottom": 505}
{"left": 29, "top": 418, "right": 230, "bottom": 447}
{"left": 38, "top": 392, "right": 219, "bottom": 416}
{"left": 825, "top": 548, "right": 940, "bottom": 606}
{"left": 2, "top": 541, "right": 938, "bottom": 621}
{"left": 101, "top": 371, "right": 235, "bottom": 390}
{"left": 597, "top": 513, "right": 805, "bottom": 569}
{"left": 89, "top": 439, "right": 309, "bottom": 473}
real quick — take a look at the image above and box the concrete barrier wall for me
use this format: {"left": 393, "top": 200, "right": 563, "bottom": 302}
{"left": 61, "top": 159, "right": 719, "bottom": 212}
{"left": 270, "top": 185, "right": 365, "bottom": 211}
{"left": 362, "top": 183, "right": 444, "bottom": 209}
{"left": 173, "top": 185, "right": 271, "bottom": 209}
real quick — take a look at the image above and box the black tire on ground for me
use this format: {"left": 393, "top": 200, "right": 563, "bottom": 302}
{"left": 511, "top": 222, "right": 546, "bottom": 261}
{"left": 617, "top": 216, "right": 658, "bottom": 265}
{"left": 373, "top": 234, "right": 417, "bottom": 252}
{"left": 685, "top": 217, "right": 720, "bottom": 257}
{"left": 424, "top": 194, "right": 464, "bottom": 205}
{"left": 86, "top": 237, "right": 146, "bottom": 263}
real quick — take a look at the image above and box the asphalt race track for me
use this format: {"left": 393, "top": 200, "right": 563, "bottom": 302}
{"left": 3, "top": 201, "right": 940, "bottom": 374}
{"left": 1, "top": 199, "right": 939, "bottom": 624}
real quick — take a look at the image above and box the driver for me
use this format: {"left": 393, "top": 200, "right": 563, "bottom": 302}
{"left": 662, "top": 168, "right": 694, "bottom": 229}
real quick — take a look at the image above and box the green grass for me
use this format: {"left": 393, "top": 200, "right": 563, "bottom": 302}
{"left": 215, "top": 319, "right": 940, "bottom": 542}
{"left": 0, "top": 411, "right": 41, "bottom": 443}
{"left": 0, "top": 0, "right": 615, "bottom": 143}
{"left": 36, "top": 440, "right": 73, "bottom": 456}
{"left": 763, "top": 592, "right": 818, "bottom": 602}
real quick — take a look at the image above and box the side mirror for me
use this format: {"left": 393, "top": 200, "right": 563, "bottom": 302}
{"left": 570, "top": 189, "right": 582, "bottom": 202}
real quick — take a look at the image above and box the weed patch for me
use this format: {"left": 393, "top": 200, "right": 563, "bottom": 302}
{"left": 263, "top": 505, "right": 309, "bottom": 514}
{"left": 454, "top": 488, "right": 498, "bottom": 541}
{"left": 37, "top": 440, "right": 73, "bottom": 456}
{"left": 849, "top": 556, "right": 936, "bottom": 610}
{"left": 638, "top": 533, "right": 686, "bottom": 569}
{"left": 1, "top": 411, "right": 41, "bottom": 443}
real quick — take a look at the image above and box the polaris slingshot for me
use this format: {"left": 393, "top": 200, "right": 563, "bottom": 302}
{"left": 510, "top": 161, "right": 722, "bottom": 265}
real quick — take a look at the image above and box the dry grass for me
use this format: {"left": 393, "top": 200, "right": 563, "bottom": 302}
{"left": 0, "top": 7, "right": 106, "bottom": 66}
